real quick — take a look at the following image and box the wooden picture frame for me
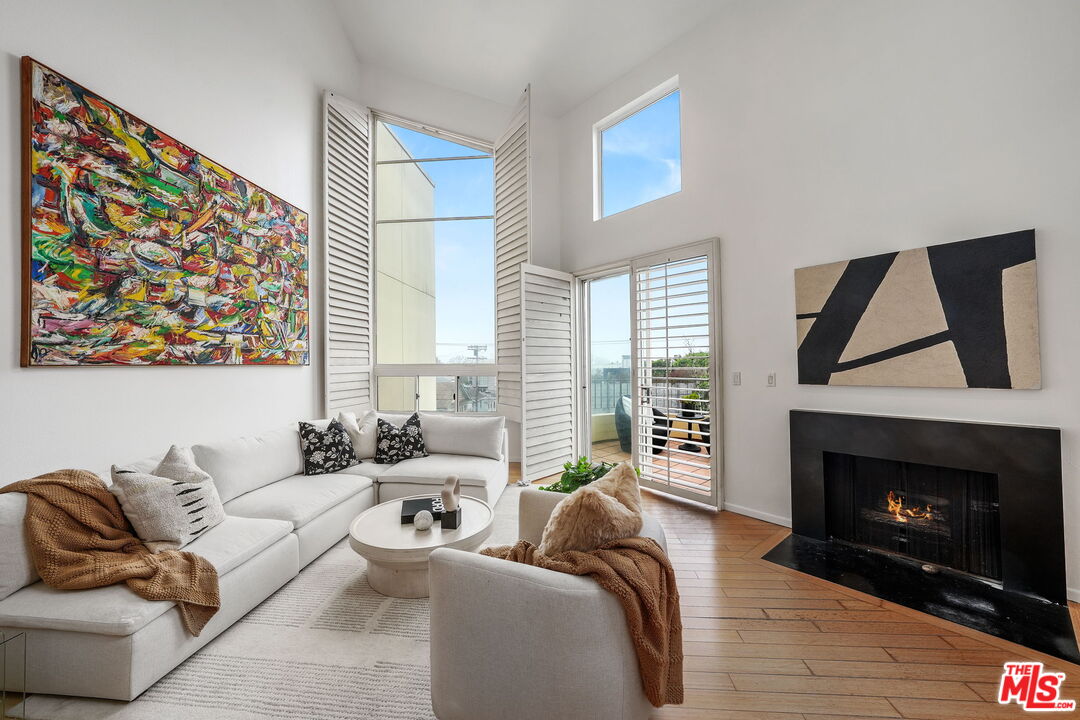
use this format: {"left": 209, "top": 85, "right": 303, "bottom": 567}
{"left": 21, "top": 57, "right": 310, "bottom": 366}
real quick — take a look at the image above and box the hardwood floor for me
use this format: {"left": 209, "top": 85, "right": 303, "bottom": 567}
{"left": 646, "top": 497, "right": 1080, "bottom": 718}
{"left": 512, "top": 463, "right": 1080, "bottom": 718}
{"left": 5, "top": 469, "right": 1076, "bottom": 719}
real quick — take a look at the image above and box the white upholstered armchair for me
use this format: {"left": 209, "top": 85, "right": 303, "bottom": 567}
{"left": 429, "top": 486, "right": 668, "bottom": 720}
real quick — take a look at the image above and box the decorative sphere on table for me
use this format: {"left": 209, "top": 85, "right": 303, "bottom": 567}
{"left": 414, "top": 510, "right": 434, "bottom": 531}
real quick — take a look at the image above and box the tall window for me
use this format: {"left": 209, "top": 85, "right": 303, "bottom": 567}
{"left": 373, "top": 116, "right": 496, "bottom": 412}
{"left": 594, "top": 77, "right": 681, "bottom": 219}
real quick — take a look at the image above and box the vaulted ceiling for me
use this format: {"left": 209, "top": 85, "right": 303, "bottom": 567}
{"left": 332, "top": 0, "right": 724, "bottom": 115}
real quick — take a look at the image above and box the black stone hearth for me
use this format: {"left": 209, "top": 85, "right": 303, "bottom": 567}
{"left": 764, "top": 410, "right": 1079, "bottom": 663}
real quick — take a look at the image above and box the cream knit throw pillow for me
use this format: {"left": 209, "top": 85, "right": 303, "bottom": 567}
{"left": 110, "top": 445, "right": 226, "bottom": 553}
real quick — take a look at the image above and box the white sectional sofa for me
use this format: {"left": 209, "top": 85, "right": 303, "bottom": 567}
{"left": 0, "top": 413, "right": 507, "bottom": 701}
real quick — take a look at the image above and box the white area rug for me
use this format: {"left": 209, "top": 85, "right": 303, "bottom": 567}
{"left": 16, "top": 486, "right": 521, "bottom": 720}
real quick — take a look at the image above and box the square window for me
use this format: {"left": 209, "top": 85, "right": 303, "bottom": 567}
{"left": 596, "top": 78, "right": 681, "bottom": 219}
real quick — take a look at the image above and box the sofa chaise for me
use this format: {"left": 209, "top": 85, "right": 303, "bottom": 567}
{"left": 0, "top": 412, "right": 507, "bottom": 701}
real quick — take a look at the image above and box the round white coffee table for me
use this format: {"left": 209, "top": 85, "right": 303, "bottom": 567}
{"left": 348, "top": 494, "right": 494, "bottom": 598}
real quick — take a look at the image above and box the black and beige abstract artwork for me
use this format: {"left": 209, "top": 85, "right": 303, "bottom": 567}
{"left": 795, "top": 230, "right": 1040, "bottom": 389}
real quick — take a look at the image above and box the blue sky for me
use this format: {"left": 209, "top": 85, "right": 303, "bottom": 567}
{"left": 383, "top": 124, "right": 495, "bottom": 363}
{"left": 601, "top": 90, "right": 682, "bottom": 217}
{"left": 589, "top": 273, "right": 631, "bottom": 368}
{"left": 383, "top": 90, "right": 680, "bottom": 364}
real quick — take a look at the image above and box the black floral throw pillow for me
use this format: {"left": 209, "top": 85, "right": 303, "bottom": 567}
{"left": 375, "top": 413, "right": 428, "bottom": 464}
{"left": 299, "top": 419, "right": 358, "bottom": 475}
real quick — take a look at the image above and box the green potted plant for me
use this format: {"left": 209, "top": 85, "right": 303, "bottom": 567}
{"left": 540, "top": 457, "right": 639, "bottom": 494}
{"left": 679, "top": 391, "right": 704, "bottom": 414}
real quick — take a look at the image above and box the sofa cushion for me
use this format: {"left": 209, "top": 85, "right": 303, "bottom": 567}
{"left": 339, "top": 410, "right": 378, "bottom": 459}
{"left": 192, "top": 426, "right": 303, "bottom": 503}
{"left": 110, "top": 446, "right": 227, "bottom": 553}
{"left": 379, "top": 453, "right": 504, "bottom": 488}
{"left": 299, "top": 420, "right": 358, "bottom": 475}
{"left": 375, "top": 413, "right": 428, "bottom": 464}
{"left": 377, "top": 411, "right": 412, "bottom": 425}
{"left": 339, "top": 462, "right": 395, "bottom": 480}
{"left": 419, "top": 413, "right": 505, "bottom": 460}
{"left": 91, "top": 453, "right": 162, "bottom": 489}
{"left": 0, "top": 493, "right": 36, "bottom": 601}
{"left": 0, "top": 515, "right": 292, "bottom": 636}
{"left": 539, "top": 462, "right": 643, "bottom": 555}
{"left": 2, "top": 457, "right": 166, "bottom": 600}
{"left": 223, "top": 473, "right": 372, "bottom": 529}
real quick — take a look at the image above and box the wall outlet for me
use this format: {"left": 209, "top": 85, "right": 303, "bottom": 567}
{"left": 732, "top": 371, "right": 741, "bottom": 386}
{"left": 767, "top": 372, "right": 776, "bottom": 387}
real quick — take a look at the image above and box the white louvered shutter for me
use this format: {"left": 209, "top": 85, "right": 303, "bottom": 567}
{"left": 323, "top": 93, "right": 372, "bottom": 415}
{"left": 521, "top": 264, "right": 576, "bottom": 482}
{"left": 494, "top": 87, "right": 531, "bottom": 424}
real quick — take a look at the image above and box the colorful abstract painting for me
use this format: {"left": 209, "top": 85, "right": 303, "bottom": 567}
{"left": 795, "top": 230, "right": 1040, "bottom": 389}
{"left": 21, "top": 57, "right": 309, "bottom": 366}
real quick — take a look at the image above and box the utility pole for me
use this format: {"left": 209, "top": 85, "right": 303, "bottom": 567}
{"left": 467, "top": 344, "right": 487, "bottom": 363}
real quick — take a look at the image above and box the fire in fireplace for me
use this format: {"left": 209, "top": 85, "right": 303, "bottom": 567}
{"left": 884, "top": 490, "right": 936, "bottom": 523}
{"left": 770, "top": 410, "right": 1076, "bottom": 663}
{"left": 823, "top": 452, "right": 1001, "bottom": 581}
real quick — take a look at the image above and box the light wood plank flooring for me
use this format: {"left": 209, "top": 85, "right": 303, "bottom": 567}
{"left": 514, "top": 462, "right": 1080, "bottom": 719}
{"left": 641, "top": 493, "right": 1080, "bottom": 718}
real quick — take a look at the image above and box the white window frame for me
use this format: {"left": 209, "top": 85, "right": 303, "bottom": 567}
{"left": 369, "top": 110, "right": 499, "bottom": 412}
{"left": 373, "top": 369, "right": 499, "bottom": 414}
{"left": 592, "top": 75, "right": 681, "bottom": 221}
{"left": 573, "top": 262, "right": 632, "bottom": 457}
{"left": 571, "top": 238, "right": 722, "bottom": 510}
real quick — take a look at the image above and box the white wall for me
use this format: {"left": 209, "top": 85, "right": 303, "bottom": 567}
{"left": 0, "top": 0, "right": 540, "bottom": 473}
{"left": 0, "top": 0, "right": 368, "bottom": 478}
{"left": 554, "top": 0, "right": 1080, "bottom": 595}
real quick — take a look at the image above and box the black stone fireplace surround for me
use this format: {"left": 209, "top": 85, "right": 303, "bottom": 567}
{"left": 764, "top": 410, "right": 1079, "bottom": 663}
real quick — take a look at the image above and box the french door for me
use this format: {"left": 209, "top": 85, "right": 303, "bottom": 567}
{"left": 630, "top": 240, "right": 721, "bottom": 507}
{"left": 525, "top": 239, "right": 721, "bottom": 505}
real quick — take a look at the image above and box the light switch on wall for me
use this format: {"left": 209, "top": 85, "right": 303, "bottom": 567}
{"left": 733, "top": 371, "right": 741, "bottom": 386}
{"left": 767, "top": 372, "right": 776, "bottom": 387}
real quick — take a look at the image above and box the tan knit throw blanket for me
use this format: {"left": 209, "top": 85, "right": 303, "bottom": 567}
{"left": 482, "top": 536, "right": 683, "bottom": 707}
{"left": 0, "top": 469, "right": 220, "bottom": 636}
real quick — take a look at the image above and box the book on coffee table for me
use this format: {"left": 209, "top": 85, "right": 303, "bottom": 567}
{"left": 400, "top": 496, "right": 444, "bottom": 524}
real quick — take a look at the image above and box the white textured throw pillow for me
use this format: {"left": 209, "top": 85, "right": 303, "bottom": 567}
{"left": 419, "top": 413, "right": 505, "bottom": 460}
{"left": 110, "top": 445, "right": 226, "bottom": 553}
{"left": 338, "top": 410, "right": 378, "bottom": 460}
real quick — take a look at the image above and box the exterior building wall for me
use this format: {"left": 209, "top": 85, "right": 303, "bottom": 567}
{"left": 376, "top": 125, "right": 437, "bottom": 410}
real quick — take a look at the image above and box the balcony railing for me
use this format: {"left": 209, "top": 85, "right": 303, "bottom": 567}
{"left": 591, "top": 377, "right": 631, "bottom": 415}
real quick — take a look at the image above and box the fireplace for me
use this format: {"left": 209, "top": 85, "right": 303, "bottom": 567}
{"left": 764, "top": 410, "right": 1078, "bottom": 663}
{"left": 824, "top": 453, "right": 1002, "bottom": 581}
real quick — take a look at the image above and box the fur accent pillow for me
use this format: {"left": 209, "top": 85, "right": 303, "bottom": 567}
{"left": 375, "top": 413, "right": 428, "bottom": 464}
{"left": 539, "top": 462, "right": 643, "bottom": 555}
{"left": 338, "top": 410, "right": 377, "bottom": 460}
{"left": 110, "top": 445, "right": 226, "bottom": 553}
{"left": 299, "top": 419, "right": 358, "bottom": 475}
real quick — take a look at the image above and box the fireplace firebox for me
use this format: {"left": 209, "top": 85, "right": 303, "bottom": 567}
{"left": 764, "top": 410, "right": 1079, "bottom": 663}
{"left": 824, "top": 453, "right": 1002, "bottom": 580}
